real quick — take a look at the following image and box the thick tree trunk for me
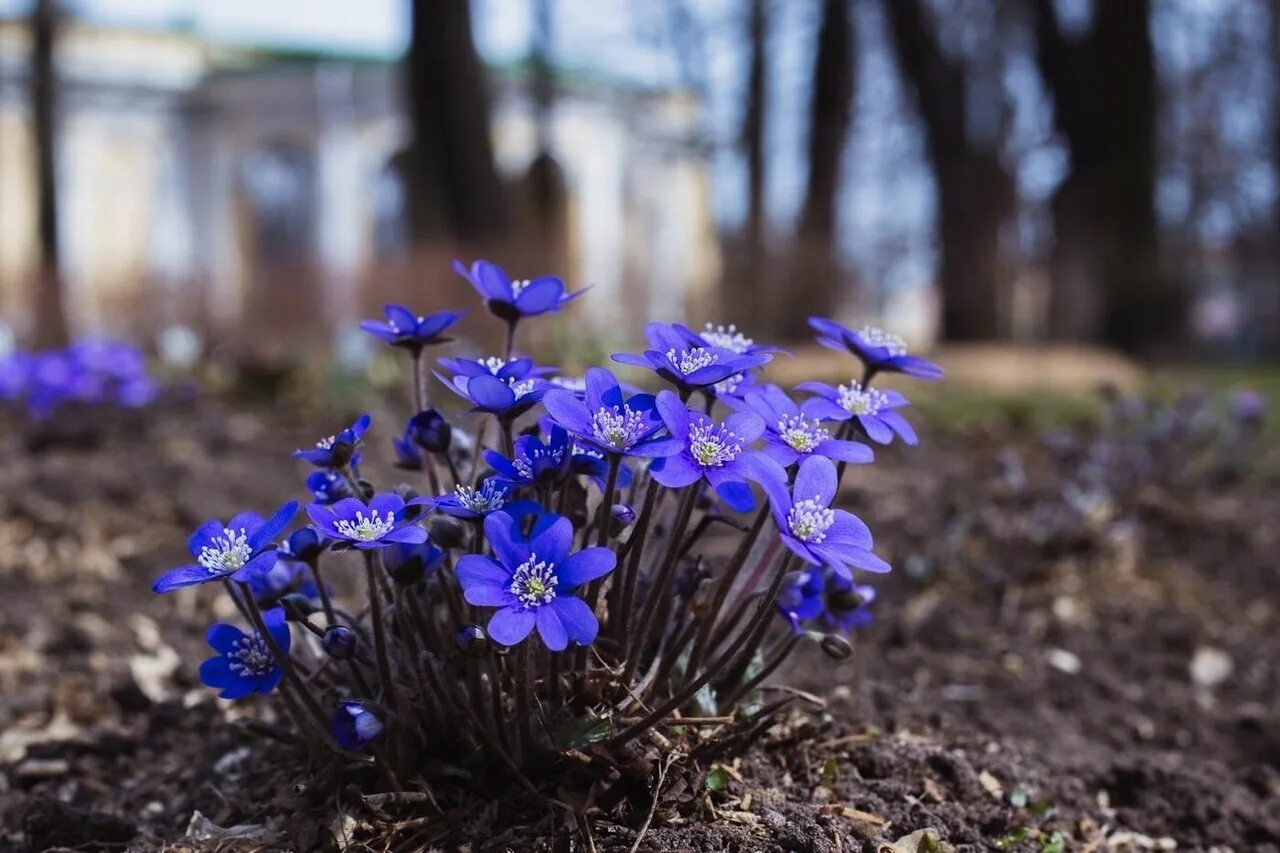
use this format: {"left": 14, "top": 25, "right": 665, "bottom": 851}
{"left": 405, "top": 0, "right": 507, "bottom": 241}
{"left": 1031, "top": 0, "right": 1180, "bottom": 353}
{"left": 778, "top": 0, "right": 855, "bottom": 340}
{"left": 736, "top": 0, "right": 769, "bottom": 332}
{"left": 885, "top": 0, "right": 1012, "bottom": 341}
{"left": 31, "top": 0, "right": 68, "bottom": 348}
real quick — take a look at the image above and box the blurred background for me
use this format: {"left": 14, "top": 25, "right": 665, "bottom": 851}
{"left": 0, "top": 0, "right": 1278, "bottom": 371}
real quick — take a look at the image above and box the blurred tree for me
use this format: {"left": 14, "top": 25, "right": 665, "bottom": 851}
{"left": 885, "top": 0, "right": 1016, "bottom": 342}
{"left": 738, "top": 0, "right": 770, "bottom": 332}
{"left": 405, "top": 0, "right": 507, "bottom": 241}
{"left": 516, "top": 0, "right": 568, "bottom": 266}
{"left": 30, "top": 0, "right": 68, "bottom": 348}
{"left": 1030, "top": 0, "right": 1184, "bottom": 353}
{"left": 778, "top": 0, "right": 856, "bottom": 340}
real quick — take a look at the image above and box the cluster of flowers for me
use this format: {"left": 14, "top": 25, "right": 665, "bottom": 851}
{"left": 0, "top": 339, "right": 157, "bottom": 418}
{"left": 153, "top": 260, "right": 941, "bottom": 781}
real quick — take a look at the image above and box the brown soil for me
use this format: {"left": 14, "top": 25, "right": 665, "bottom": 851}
{"left": 0, "top": 402, "right": 1276, "bottom": 852}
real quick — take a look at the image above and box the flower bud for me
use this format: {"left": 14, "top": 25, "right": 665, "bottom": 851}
{"left": 280, "top": 593, "right": 319, "bottom": 620}
{"left": 383, "top": 541, "right": 441, "bottom": 585}
{"left": 428, "top": 515, "right": 467, "bottom": 550}
{"left": 283, "top": 527, "right": 323, "bottom": 563}
{"left": 611, "top": 503, "right": 636, "bottom": 527}
{"left": 455, "top": 624, "right": 491, "bottom": 658}
{"left": 330, "top": 699, "right": 383, "bottom": 749}
{"left": 820, "top": 633, "right": 854, "bottom": 660}
{"left": 322, "top": 625, "right": 357, "bottom": 660}
{"left": 408, "top": 408, "right": 452, "bottom": 454}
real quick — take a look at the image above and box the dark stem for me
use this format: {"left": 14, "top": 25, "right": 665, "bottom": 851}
{"left": 612, "top": 478, "right": 661, "bottom": 644}
{"left": 362, "top": 551, "right": 398, "bottom": 707}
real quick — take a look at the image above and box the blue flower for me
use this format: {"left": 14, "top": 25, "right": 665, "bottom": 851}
{"left": 808, "top": 317, "right": 943, "bottom": 381}
{"left": 392, "top": 426, "right": 425, "bottom": 470}
{"left": 306, "top": 470, "right": 353, "bottom": 505}
{"left": 542, "top": 367, "right": 682, "bottom": 459}
{"left": 330, "top": 699, "right": 384, "bottom": 749}
{"left": 382, "top": 540, "right": 446, "bottom": 584}
{"left": 453, "top": 259, "right": 586, "bottom": 322}
{"left": 360, "top": 305, "right": 463, "bottom": 351}
{"left": 751, "top": 455, "right": 889, "bottom": 580}
{"left": 306, "top": 494, "right": 430, "bottom": 550}
{"left": 776, "top": 568, "right": 826, "bottom": 632}
{"left": 429, "top": 478, "right": 525, "bottom": 519}
{"left": 797, "top": 381, "right": 918, "bottom": 446}
{"left": 731, "top": 384, "right": 874, "bottom": 467}
{"left": 436, "top": 356, "right": 548, "bottom": 418}
{"left": 484, "top": 425, "right": 572, "bottom": 487}
{"left": 198, "top": 607, "right": 291, "bottom": 699}
{"left": 294, "top": 414, "right": 372, "bottom": 468}
{"left": 612, "top": 323, "right": 770, "bottom": 395}
{"left": 821, "top": 573, "right": 876, "bottom": 633}
{"left": 406, "top": 408, "right": 452, "bottom": 453}
{"left": 569, "top": 444, "right": 635, "bottom": 492}
{"left": 152, "top": 502, "right": 298, "bottom": 593}
{"left": 649, "top": 390, "right": 765, "bottom": 512}
{"left": 455, "top": 511, "right": 615, "bottom": 651}
{"left": 240, "top": 557, "right": 322, "bottom": 608}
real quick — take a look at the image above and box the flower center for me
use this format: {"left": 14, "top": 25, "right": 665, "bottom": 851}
{"left": 509, "top": 378, "right": 536, "bottom": 397}
{"left": 666, "top": 347, "right": 718, "bottom": 376}
{"left": 315, "top": 435, "right": 336, "bottom": 449}
{"left": 688, "top": 421, "right": 742, "bottom": 468}
{"left": 591, "top": 405, "right": 649, "bottom": 450}
{"left": 778, "top": 415, "right": 829, "bottom": 453}
{"left": 836, "top": 382, "right": 888, "bottom": 416}
{"left": 509, "top": 552, "right": 558, "bottom": 607}
{"left": 228, "top": 633, "right": 275, "bottom": 677}
{"left": 788, "top": 498, "right": 835, "bottom": 543}
{"left": 514, "top": 446, "right": 565, "bottom": 479}
{"left": 481, "top": 356, "right": 514, "bottom": 375}
{"left": 701, "top": 323, "right": 754, "bottom": 354}
{"left": 455, "top": 482, "right": 505, "bottom": 512}
{"left": 198, "top": 527, "right": 252, "bottom": 574}
{"left": 714, "top": 373, "right": 744, "bottom": 397}
{"left": 335, "top": 510, "right": 396, "bottom": 542}
{"left": 858, "top": 326, "right": 907, "bottom": 357}
{"left": 550, "top": 375, "right": 586, "bottom": 392}
{"left": 511, "top": 279, "right": 531, "bottom": 298}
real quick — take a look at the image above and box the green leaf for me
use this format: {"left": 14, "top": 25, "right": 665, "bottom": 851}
{"left": 1040, "top": 831, "right": 1065, "bottom": 853}
{"left": 1009, "top": 786, "right": 1029, "bottom": 808}
{"left": 554, "top": 715, "right": 610, "bottom": 750}
{"left": 820, "top": 757, "right": 839, "bottom": 786}
{"left": 705, "top": 767, "right": 730, "bottom": 791}
{"left": 922, "top": 830, "right": 941, "bottom": 852}
{"left": 994, "top": 827, "right": 1029, "bottom": 849}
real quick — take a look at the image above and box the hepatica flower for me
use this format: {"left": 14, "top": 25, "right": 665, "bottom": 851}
{"left": 808, "top": 317, "right": 943, "bottom": 381}
{"left": 799, "top": 381, "right": 918, "bottom": 446}
{"left": 734, "top": 384, "right": 874, "bottom": 467}
{"left": 613, "top": 323, "right": 769, "bottom": 395}
{"left": 199, "top": 607, "right": 291, "bottom": 699}
{"left": 307, "top": 494, "right": 429, "bottom": 550}
{"left": 430, "top": 478, "right": 522, "bottom": 519}
{"left": 331, "top": 700, "right": 384, "bottom": 749}
{"left": 776, "top": 568, "right": 825, "bottom": 632}
{"left": 456, "top": 512, "right": 615, "bottom": 651}
{"left": 543, "top": 367, "right": 680, "bottom": 459}
{"left": 294, "top": 414, "right": 372, "bottom": 468}
{"left": 650, "top": 390, "right": 764, "bottom": 512}
{"left": 485, "top": 425, "right": 572, "bottom": 487}
{"left": 306, "top": 470, "right": 353, "bottom": 505}
{"left": 454, "top": 259, "right": 585, "bottom": 322}
{"left": 754, "top": 455, "right": 890, "bottom": 579}
{"left": 822, "top": 573, "right": 876, "bottom": 633}
{"left": 152, "top": 502, "right": 298, "bottom": 593}
{"left": 437, "top": 356, "right": 547, "bottom": 418}
{"left": 360, "top": 305, "right": 464, "bottom": 351}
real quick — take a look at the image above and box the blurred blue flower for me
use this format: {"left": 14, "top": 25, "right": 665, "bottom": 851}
{"left": 612, "top": 323, "right": 770, "bottom": 395}
{"left": 798, "top": 381, "right": 918, "bottom": 446}
{"left": 198, "top": 607, "right": 291, "bottom": 700}
{"left": 453, "top": 259, "right": 586, "bottom": 322}
{"left": 152, "top": 502, "right": 298, "bottom": 593}
{"left": 294, "top": 414, "right": 372, "bottom": 468}
{"left": 808, "top": 317, "right": 943, "bottom": 381}
{"left": 731, "top": 384, "right": 874, "bottom": 467}
{"left": 360, "top": 305, "right": 463, "bottom": 351}
{"left": 330, "top": 699, "right": 384, "bottom": 749}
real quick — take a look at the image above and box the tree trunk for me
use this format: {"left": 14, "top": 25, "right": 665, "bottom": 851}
{"left": 736, "top": 0, "right": 769, "bottom": 332}
{"left": 31, "top": 0, "right": 68, "bottom": 348}
{"left": 1031, "top": 0, "right": 1179, "bottom": 353}
{"left": 884, "top": 0, "right": 1012, "bottom": 341}
{"left": 778, "top": 0, "right": 855, "bottom": 341}
{"left": 405, "top": 0, "right": 507, "bottom": 241}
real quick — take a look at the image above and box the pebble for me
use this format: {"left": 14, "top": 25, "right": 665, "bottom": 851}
{"left": 1047, "top": 648, "right": 1082, "bottom": 674}
{"left": 1190, "top": 646, "right": 1233, "bottom": 688}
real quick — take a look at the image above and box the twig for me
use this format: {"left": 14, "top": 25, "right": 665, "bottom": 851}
{"left": 629, "top": 752, "right": 679, "bottom": 853}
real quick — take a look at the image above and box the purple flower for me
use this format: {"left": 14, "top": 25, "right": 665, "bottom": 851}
{"left": 455, "top": 511, "right": 615, "bottom": 651}
{"left": 360, "top": 305, "right": 464, "bottom": 351}
{"left": 198, "top": 607, "right": 290, "bottom": 699}
{"left": 294, "top": 414, "right": 372, "bottom": 468}
{"left": 752, "top": 455, "right": 890, "bottom": 579}
{"left": 612, "top": 323, "right": 770, "bottom": 395}
{"left": 1230, "top": 390, "right": 1267, "bottom": 425}
{"left": 429, "top": 478, "right": 527, "bottom": 519}
{"left": 436, "top": 356, "right": 548, "bottom": 418}
{"left": 306, "top": 494, "right": 429, "bottom": 550}
{"left": 406, "top": 408, "right": 452, "bottom": 453}
{"left": 306, "top": 470, "right": 353, "bottom": 505}
{"left": 484, "top": 425, "right": 572, "bottom": 487}
{"left": 649, "top": 390, "right": 765, "bottom": 512}
{"left": 808, "top": 317, "right": 943, "bottom": 381}
{"left": 392, "top": 426, "right": 425, "bottom": 470}
{"left": 330, "top": 700, "right": 384, "bottom": 749}
{"left": 382, "top": 540, "right": 446, "bottom": 585}
{"left": 822, "top": 573, "right": 876, "bottom": 633}
{"left": 542, "top": 367, "right": 682, "bottom": 459}
{"left": 732, "top": 384, "right": 874, "bottom": 467}
{"left": 152, "top": 502, "right": 298, "bottom": 593}
{"left": 453, "top": 259, "right": 586, "bottom": 322}
{"left": 798, "top": 381, "right": 918, "bottom": 446}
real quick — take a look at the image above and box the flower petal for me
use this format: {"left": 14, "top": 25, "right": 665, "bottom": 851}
{"left": 550, "top": 595, "right": 599, "bottom": 646}
{"left": 793, "top": 455, "right": 837, "bottom": 507}
{"left": 487, "top": 606, "right": 536, "bottom": 647}
{"left": 535, "top": 605, "right": 568, "bottom": 651}
{"left": 555, "top": 547, "right": 616, "bottom": 588}
{"left": 530, "top": 515, "right": 574, "bottom": 564}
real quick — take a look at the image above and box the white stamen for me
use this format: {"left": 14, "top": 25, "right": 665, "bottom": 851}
{"left": 591, "top": 405, "right": 649, "bottom": 450}
{"left": 836, "top": 382, "right": 889, "bottom": 416}
{"left": 701, "top": 323, "right": 754, "bottom": 354}
{"left": 509, "top": 552, "right": 558, "bottom": 607}
{"left": 228, "top": 633, "right": 275, "bottom": 677}
{"left": 688, "top": 421, "right": 742, "bottom": 468}
{"left": 858, "top": 326, "right": 907, "bottom": 357}
{"left": 454, "top": 482, "right": 506, "bottom": 512}
{"left": 665, "top": 347, "right": 719, "bottom": 376}
{"left": 198, "top": 527, "right": 253, "bottom": 575}
{"left": 777, "top": 414, "right": 829, "bottom": 453}
{"left": 334, "top": 510, "right": 396, "bottom": 542}
{"left": 788, "top": 498, "right": 835, "bottom": 543}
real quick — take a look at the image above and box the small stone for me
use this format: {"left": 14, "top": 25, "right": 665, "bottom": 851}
{"left": 1190, "top": 646, "right": 1232, "bottom": 688}
{"left": 1047, "top": 648, "right": 1082, "bottom": 674}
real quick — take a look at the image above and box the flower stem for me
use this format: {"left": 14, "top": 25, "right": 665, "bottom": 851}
{"left": 231, "top": 581, "right": 328, "bottom": 731}
{"left": 611, "top": 478, "right": 660, "bottom": 644}
{"left": 362, "top": 551, "right": 398, "bottom": 708}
